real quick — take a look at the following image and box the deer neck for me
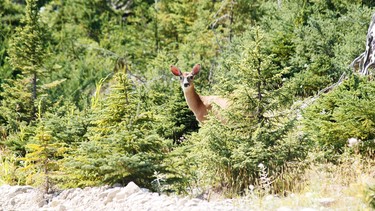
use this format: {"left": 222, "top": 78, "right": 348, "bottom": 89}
{"left": 183, "top": 85, "right": 207, "bottom": 121}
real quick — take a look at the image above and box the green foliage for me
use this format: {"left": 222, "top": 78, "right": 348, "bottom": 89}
{"left": 0, "top": 0, "right": 373, "bottom": 198}
{"left": 259, "top": 1, "right": 372, "bottom": 98}
{"left": 151, "top": 81, "right": 199, "bottom": 142}
{"left": 2, "top": 0, "right": 57, "bottom": 125}
{"left": 179, "top": 28, "right": 307, "bottom": 195}
{"left": 19, "top": 122, "right": 66, "bottom": 193}
{"left": 0, "top": 76, "right": 33, "bottom": 131}
{"left": 0, "top": 0, "right": 24, "bottom": 78}
{"left": 64, "top": 71, "right": 168, "bottom": 189}
{"left": 0, "top": 148, "right": 20, "bottom": 185}
{"left": 8, "top": 0, "right": 47, "bottom": 76}
{"left": 303, "top": 75, "right": 375, "bottom": 154}
{"left": 39, "top": 0, "right": 117, "bottom": 108}
{"left": 140, "top": 51, "right": 199, "bottom": 142}
{"left": 0, "top": 0, "right": 56, "bottom": 157}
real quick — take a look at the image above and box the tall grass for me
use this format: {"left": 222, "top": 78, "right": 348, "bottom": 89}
{"left": 241, "top": 150, "right": 375, "bottom": 210}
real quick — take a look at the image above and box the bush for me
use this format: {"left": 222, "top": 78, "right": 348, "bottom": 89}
{"left": 63, "top": 71, "right": 169, "bottom": 189}
{"left": 303, "top": 75, "right": 375, "bottom": 156}
{"left": 173, "top": 27, "right": 309, "bottom": 196}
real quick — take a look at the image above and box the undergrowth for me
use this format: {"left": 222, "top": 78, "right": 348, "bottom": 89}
{"left": 241, "top": 149, "right": 375, "bottom": 210}
{"left": 0, "top": 148, "right": 19, "bottom": 185}
{"left": 166, "top": 147, "right": 375, "bottom": 210}
{"left": 1, "top": 145, "right": 374, "bottom": 210}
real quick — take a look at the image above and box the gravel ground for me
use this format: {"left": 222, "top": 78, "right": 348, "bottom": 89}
{"left": 0, "top": 182, "right": 254, "bottom": 211}
{"left": 1, "top": 182, "right": 366, "bottom": 211}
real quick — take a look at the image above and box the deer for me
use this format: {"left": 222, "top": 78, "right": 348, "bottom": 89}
{"left": 170, "top": 64, "right": 229, "bottom": 123}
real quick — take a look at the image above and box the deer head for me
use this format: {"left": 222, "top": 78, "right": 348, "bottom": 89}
{"left": 171, "top": 64, "right": 201, "bottom": 90}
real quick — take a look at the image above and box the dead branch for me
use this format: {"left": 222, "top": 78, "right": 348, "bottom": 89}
{"left": 350, "top": 13, "right": 375, "bottom": 75}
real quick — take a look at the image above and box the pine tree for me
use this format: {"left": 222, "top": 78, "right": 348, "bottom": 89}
{"left": 303, "top": 75, "right": 375, "bottom": 155}
{"left": 0, "top": 0, "right": 51, "bottom": 157}
{"left": 184, "top": 27, "right": 302, "bottom": 194}
{"left": 20, "top": 122, "right": 66, "bottom": 193}
{"left": 0, "top": 0, "right": 24, "bottom": 80}
{"left": 5, "top": 0, "right": 47, "bottom": 123}
{"left": 65, "top": 70, "right": 168, "bottom": 188}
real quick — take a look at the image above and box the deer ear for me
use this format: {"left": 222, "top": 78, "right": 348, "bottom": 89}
{"left": 192, "top": 64, "right": 201, "bottom": 75}
{"left": 171, "top": 65, "right": 181, "bottom": 76}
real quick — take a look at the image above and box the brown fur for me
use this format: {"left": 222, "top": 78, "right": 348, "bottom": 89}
{"left": 171, "top": 64, "right": 228, "bottom": 123}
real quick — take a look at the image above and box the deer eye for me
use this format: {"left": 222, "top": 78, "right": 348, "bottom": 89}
{"left": 188, "top": 76, "right": 193, "bottom": 80}
{"left": 179, "top": 76, "right": 183, "bottom": 80}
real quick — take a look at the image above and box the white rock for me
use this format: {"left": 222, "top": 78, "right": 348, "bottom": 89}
{"left": 50, "top": 199, "right": 61, "bottom": 207}
{"left": 177, "top": 197, "right": 189, "bottom": 207}
{"left": 99, "top": 191, "right": 109, "bottom": 199}
{"left": 114, "top": 190, "right": 128, "bottom": 201}
{"left": 123, "top": 182, "right": 141, "bottom": 195}
{"left": 277, "top": 206, "right": 293, "bottom": 211}
{"left": 58, "top": 204, "right": 67, "bottom": 211}
{"left": 317, "top": 197, "right": 335, "bottom": 207}
{"left": 104, "top": 189, "right": 121, "bottom": 204}
{"left": 300, "top": 208, "right": 317, "bottom": 211}
{"left": 141, "top": 188, "right": 150, "bottom": 193}
{"left": 0, "top": 184, "right": 340, "bottom": 211}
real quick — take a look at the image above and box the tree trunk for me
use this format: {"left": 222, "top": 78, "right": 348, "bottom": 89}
{"left": 154, "top": 0, "right": 159, "bottom": 52}
{"left": 351, "top": 13, "right": 375, "bottom": 75}
{"left": 256, "top": 57, "right": 263, "bottom": 123}
{"left": 229, "top": 0, "right": 234, "bottom": 42}
{"left": 31, "top": 72, "right": 37, "bottom": 119}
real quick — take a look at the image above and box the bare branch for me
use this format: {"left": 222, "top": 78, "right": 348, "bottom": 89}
{"left": 351, "top": 13, "right": 375, "bottom": 75}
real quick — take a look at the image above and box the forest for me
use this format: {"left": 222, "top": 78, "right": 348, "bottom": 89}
{"left": 0, "top": 0, "right": 375, "bottom": 207}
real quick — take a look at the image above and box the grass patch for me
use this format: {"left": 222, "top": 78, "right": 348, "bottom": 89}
{"left": 237, "top": 151, "right": 375, "bottom": 210}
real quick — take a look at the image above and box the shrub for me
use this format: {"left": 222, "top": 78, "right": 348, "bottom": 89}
{"left": 303, "top": 75, "right": 375, "bottom": 156}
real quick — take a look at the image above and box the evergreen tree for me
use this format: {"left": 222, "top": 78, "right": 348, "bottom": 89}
{"left": 183, "top": 27, "right": 304, "bottom": 194}
{"left": 65, "top": 70, "right": 168, "bottom": 188}
{"left": 2, "top": 0, "right": 46, "bottom": 122}
{"left": 0, "top": 0, "right": 373, "bottom": 195}
{"left": 303, "top": 75, "right": 375, "bottom": 156}
{"left": 0, "top": 0, "right": 51, "bottom": 156}
{"left": 37, "top": 0, "right": 115, "bottom": 108}
{"left": 19, "top": 122, "right": 66, "bottom": 193}
{"left": 0, "top": 0, "right": 24, "bottom": 79}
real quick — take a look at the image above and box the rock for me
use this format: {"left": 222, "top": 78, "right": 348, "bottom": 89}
{"left": 50, "top": 199, "right": 60, "bottom": 207}
{"left": 114, "top": 190, "right": 128, "bottom": 201}
{"left": 112, "top": 183, "right": 122, "bottom": 187}
{"left": 123, "top": 181, "right": 141, "bottom": 195}
{"left": 0, "top": 185, "right": 348, "bottom": 211}
{"left": 300, "top": 208, "right": 317, "bottom": 211}
{"left": 104, "top": 188, "right": 121, "bottom": 204}
{"left": 99, "top": 191, "right": 109, "bottom": 199}
{"left": 58, "top": 204, "right": 67, "bottom": 211}
{"left": 141, "top": 188, "right": 150, "bottom": 193}
{"left": 58, "top": 189, "right": 73, "bottom": 200}
{"left": 177, "top": 197, "right": 189, "bottom": 207}
{"left": 317, "top": 197, "right": 336, "bottom": 207}
{"left": 276, "top": 207, "right": 293, "bottom": 211}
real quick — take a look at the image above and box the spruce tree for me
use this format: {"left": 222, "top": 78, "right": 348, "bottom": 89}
{"left": 0, "top": 0, "right": 50, "bottom": 157}
{"left": 20, "top": 122, "right": 66, "bottom": 193}
{"left": 184, "top": 27, "right": 302, "bottom": 194}
{"left": 65, "top": 70, "right": 168, "bottom": 188}
{"left": 303, "top": 75, "right": 375, "bottom": 155}
{"left": 4, "top": 0, "right": 47, "bottom": 123}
